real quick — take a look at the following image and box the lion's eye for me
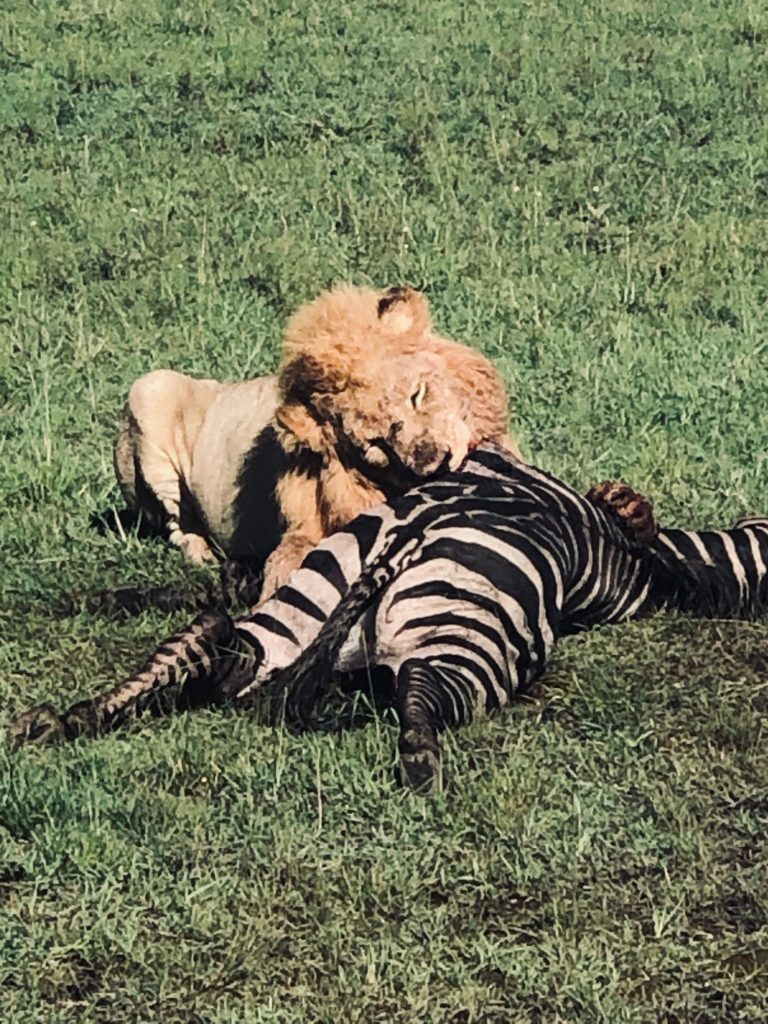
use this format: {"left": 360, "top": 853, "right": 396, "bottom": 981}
{"left": 410, "top": 382, "right": 427, "bottom": 410}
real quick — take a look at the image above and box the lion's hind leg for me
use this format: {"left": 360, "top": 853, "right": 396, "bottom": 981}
{"left": 116, "top": 370, "right": 222, "bottom": 563}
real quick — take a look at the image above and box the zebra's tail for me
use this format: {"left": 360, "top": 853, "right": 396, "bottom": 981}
{"left": 259, "top": 561, "right": 396, "bottom": 727}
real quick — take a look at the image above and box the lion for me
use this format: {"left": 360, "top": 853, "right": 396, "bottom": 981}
{"left": 114, "top": 284, "right": 518, "bottom": 599}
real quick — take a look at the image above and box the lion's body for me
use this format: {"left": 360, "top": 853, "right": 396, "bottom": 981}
{"left": 115, "top": 371, "right": 283, "bottom": 564}
{"left": 113, "top": 285, "right": 517, "bottom": 598}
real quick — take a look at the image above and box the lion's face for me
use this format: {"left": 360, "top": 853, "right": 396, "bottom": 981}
{"left": 332, "top": 352, "right": 473, "bottom": 490}
{"left": 276, "top": 285, "right": 481, "bottom": 492}
{"left": 253, "top": 282, "right": 512, "bottom": 582}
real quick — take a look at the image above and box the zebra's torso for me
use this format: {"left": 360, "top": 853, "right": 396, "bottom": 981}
{"left": 235, "top": 446, "right": 668, "bottom": 709}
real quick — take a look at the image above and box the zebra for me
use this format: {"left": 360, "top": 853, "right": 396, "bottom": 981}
{"left": 9, "top": 444, "right": 768, "bottom": 793}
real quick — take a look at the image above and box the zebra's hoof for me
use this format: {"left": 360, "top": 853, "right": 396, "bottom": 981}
{"left": 62, "top": 700, "right": 101, "bottom": 739}
{"left": 8, "top": 704, "right": 67, "bottom": 747}
{"left": 586, "top": 480, "right": 659, "bottom": 546}
{"left": 398, "top": 728, "right": 443, "bottom": 795}
{"left": 399, "top": 750, "right": 443, "bottom": 795}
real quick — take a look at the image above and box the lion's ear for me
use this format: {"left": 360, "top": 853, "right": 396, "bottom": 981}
{"left": 275, "top": 402, "right": 327, "bottom": 453}
{"left": 377, "top": 286, "right": 432, "bottom": 338}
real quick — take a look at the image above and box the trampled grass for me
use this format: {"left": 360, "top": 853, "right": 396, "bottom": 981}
{"left": 1, "top": 1, "right": 767, "bottom": 1020}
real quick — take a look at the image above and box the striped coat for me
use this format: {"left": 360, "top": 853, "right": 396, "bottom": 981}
{"left": 11, "top": 445, "right": 768, "bottom": 792}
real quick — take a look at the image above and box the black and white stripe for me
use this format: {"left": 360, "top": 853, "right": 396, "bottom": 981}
{"left": 11, "top": 445, "right": 768, "bottom": 792}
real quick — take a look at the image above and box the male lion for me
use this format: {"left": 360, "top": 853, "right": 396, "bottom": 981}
{"left": 115, "top": 285, "right": 518, "bottom": 598}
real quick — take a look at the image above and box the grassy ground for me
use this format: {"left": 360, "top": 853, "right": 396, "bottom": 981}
{"left": 1, "top": 1, "right": 767, "bottom": 1020}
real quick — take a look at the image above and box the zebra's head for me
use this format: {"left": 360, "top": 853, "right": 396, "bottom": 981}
{"left": 275, "top": 284, "right": 512, "bottom": 492}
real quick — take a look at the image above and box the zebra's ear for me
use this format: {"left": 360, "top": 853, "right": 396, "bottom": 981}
{"left": 376, "top": 286, "right": 432, "bottom": 338}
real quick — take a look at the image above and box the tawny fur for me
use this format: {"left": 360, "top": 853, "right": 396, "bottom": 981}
{"left": 115, "top": 284, "right": 518, "bottom": 599}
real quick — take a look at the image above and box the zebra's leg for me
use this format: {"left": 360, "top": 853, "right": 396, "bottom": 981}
{"left": 8, "top": 610, "right": 261, "bottom": 747}
{"left": 395, "top": 658, "right": 476, "bottom": 795}
{"left": 585, "top": 480, "right": 659, "bottom": 546}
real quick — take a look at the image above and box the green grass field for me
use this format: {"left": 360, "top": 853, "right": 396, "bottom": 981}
{"left": 1, "top": 1, "right": 767, "bottom": 1020}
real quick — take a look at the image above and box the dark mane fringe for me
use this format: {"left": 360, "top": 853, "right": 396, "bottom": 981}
{"left": 646, "top": 546, "right": 768, "bottom": 620}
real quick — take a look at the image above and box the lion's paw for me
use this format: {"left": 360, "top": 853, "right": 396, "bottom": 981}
{"left": 178, "top": 533, "right": 216, "bottom": 565}
{"left": 586, "top": 480, "right": 659, "bottom": 546}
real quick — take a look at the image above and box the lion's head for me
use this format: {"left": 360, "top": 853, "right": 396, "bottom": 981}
{"left": 275, "top": 284, "right": 515, "bottom": 497}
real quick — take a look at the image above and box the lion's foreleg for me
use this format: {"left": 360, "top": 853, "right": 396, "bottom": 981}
{"left": 260, "top": 470, "right": 327, "bottom": 599}
{"left": 260, "top": 532, "right": 318, "bottom": 600}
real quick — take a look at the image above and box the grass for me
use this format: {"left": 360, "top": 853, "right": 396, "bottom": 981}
{"left": 1, "top": 0, "right": 767, "bottom": 1020}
